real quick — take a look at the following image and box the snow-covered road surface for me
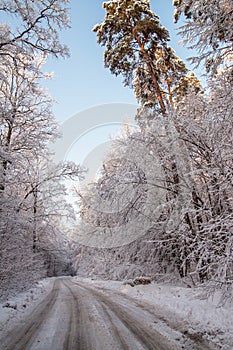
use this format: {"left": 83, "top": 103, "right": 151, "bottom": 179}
{"left": 0, "top": 277, "right": 213, "bottom": 350}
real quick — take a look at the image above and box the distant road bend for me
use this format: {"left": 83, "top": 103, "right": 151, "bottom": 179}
{"left": 0, "top": 278, "right": 211, "bottom": 350}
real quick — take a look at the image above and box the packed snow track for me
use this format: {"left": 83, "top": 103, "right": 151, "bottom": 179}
{"left": 0, "top": 278, "right": 212, "bottom": 350}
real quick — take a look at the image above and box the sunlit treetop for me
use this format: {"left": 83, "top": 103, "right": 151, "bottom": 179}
{"left": 94, "top": 0, "right": 189, "bottom": 116}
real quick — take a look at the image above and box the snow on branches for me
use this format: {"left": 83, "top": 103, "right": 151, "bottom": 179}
{"left": 173, "top": 0, "right": 233, "bottom": 73}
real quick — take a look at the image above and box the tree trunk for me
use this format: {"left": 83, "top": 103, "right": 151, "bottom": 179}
{"left": 32, "top": 189, "right": 38, "bottom": 252}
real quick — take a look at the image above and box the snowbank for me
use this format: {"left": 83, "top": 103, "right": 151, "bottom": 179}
{"left": 0, "top": 278, "right": 54, "bottom": 337}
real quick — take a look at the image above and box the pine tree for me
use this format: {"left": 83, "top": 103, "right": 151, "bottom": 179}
{"left": 93, "top": 0, "right": 187, "bottom": 115}
{"left": 133, "top": 47, "right": 188, "bottom": 108}
{"left": 173, "top": 71, "right": 201, "bottom": 104}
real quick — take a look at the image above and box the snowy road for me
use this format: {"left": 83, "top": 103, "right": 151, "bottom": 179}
{"left": 0, "top": 278, "right": 211, "bottom": 350}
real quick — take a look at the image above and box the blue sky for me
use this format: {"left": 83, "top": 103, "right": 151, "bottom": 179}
{"left": 44, "top": 0, "right": 199, "bottom": 123}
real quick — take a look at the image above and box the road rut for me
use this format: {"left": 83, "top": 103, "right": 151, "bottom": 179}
{"left": 0, "top": 278, "right": 211, "bottom": 350}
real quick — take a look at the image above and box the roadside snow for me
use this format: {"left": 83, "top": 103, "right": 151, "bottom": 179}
{"left": 0, "top": 278, "right": 54, "bottom": 338}
{"left": 1, "top": 277, "right": 232, "bottom": 349}
{"left": 77, "top": 277, "right": 233, "bottom": 350}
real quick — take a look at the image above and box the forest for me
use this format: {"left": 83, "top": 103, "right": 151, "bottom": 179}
{"left": 0, "top": 0, "right": 232, "bottom": 303}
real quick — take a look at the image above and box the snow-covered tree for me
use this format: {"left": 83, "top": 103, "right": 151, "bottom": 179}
{"left": 172, "top": 71, "right": 201, "bottom": 104}
{"left": 71, "top": 1, "right": 233, "bottom": 305}
{"left": 0, "top": 54, "right": 82, "bottom": 298}
{"left": 173, "top": 67, "right": 233, "bottom": 283}
{"left": 0, "top": 0, "right": 70, "bottom": 60}
{"left": 0, "top": 55, "right": 57, "bottom": 192}
{"left": 93, "top": 0, "right": 189, "bottom": 115}
{"left": 133, "top": 47, "right": 188, "bottom": 109}
{"left": 0, "top": 1, "right": 83, "bottom": 299}
{"left": 74, "top": 66, "right": 232, "bottom": 290}
{"left": 173, "top": 0, "right": 233, "bottom": 73}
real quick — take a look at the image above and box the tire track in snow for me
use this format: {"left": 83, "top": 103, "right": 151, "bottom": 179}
{"left": 69, "top": 280, "right": 180, "bottom": 350}
{"left": 0, "top": 278, "right": 214, "bottom": 350}
{"left": 71, "top": 280, "right": 213, "bottom": 350}
{"left": 61, "top": 279, "right": 91, "bottom": 350}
